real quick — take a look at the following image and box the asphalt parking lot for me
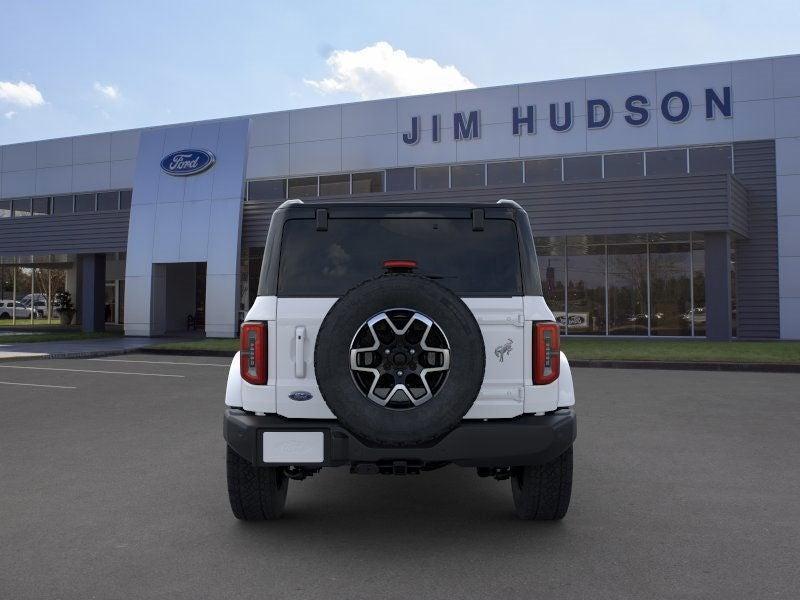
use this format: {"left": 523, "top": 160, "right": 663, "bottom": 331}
{"left": 1, "top": 355, "right": 798, "bottom": 599}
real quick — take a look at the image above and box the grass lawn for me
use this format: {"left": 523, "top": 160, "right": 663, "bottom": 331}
{"left": 148, "top": 338, "right": 239, "bottom": 352}
{"left": 0, "top": 318, "right": 64, "bottom": 327}
{"left": 0, "top": 331, "right": 122, "bottom": 344}
{"left": 146, "top": 336, "right": 800, "bottom": 364}
{"left": 562, "top": 338, "right": 800, "bottom": 364}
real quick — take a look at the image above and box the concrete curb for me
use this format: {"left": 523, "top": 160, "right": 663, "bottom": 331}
{"left": 0, "top": 348, "right": 142, "bottom": 363}
{"left": 569, "top": 359, "right": 800, "bottom": 373}
{"left": 139, "top": 348, "right": 237, "bottom": 358}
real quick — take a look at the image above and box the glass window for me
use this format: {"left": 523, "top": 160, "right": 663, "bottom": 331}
{"left": 248, "top": 247, "right": 264, "bottom": 308}
{"left": 248, "top": 179, "right": 286, "bottom": 202}
{"left": 487, "top": 161, "right": 523, "bottom": 186}
{"left": 319, "top": 174, "right": 350, "bottom": 196}
{"left": 74, "top": 194, "right": 96, "bottom": 212}
{"left": 604, "top": 152, "right": 644, "bottom": 178}
{"left": 607, "top": 244, "right": 648, "bottom": 335}
{"left": 536, "top": 236, "right": 566, "bottom": 331}
{"left": 352, "top": 172, "right": 384, "bottom": 194}
{"left": 646, "top": 149, "right": 687, "bottom": 176}
{"left": 277, "top": 218, "right": 523, "bottom": 297}
{"left": 451, "top": 163, "right": 485, "bottom": 188}
{"left": 119, "top": 190, "right": 132, "bottom": 210}
{"left": 288, "top": 177, "right": 318, "bottom": 198}
{"left": 566, "top": 241, "right": 606, "bottom": 334}
{"left": 32, "top": 197, "right": 49, "bottom": 216}
{"left": 386, "top": 167, "right": 414, "bottom": 192}
{"left": 12, "top": 198, "right": 32, "bottom": 218}
{"left": 563, "top": 155, "right": 602, "bottom": 181}
{"left": 690, "top": 146, "right": 732, "bottom": 174}
{"left": 525, "top": 158, "right": 562, "bottom": 183}
{"left": 0, "top": 200, "right": 10, "bottom": 218}
{"left": 730, "top": 245, "right": 737, "bottom": 338}
{"left": 98, "top": 191, "right": 119, "bottom": 211}
{"left": 52, "top": 195, "right": 74, "bottom": 214}
{"left": 649, "top": 242, "right": 692, "bottom": 336}
{"left": 416, "top": 166, "right": 449, "bottom": 191}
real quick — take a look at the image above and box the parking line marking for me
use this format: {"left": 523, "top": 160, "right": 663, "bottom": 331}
{"left": 0, "top": 381, "right": 77, "bottom": 389}
{"left": 89, "top": 359, "right": 229, "bottom": 367}
{"left": 0, "top": 366, "right": 185, "bottom": 378}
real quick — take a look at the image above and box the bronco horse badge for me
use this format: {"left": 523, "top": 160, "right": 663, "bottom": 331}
{"left": 494, "top": 338, "right": 513, "bottom": 362}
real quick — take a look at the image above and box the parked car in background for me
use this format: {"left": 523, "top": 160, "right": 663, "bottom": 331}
{"left": 20, "top": 294, "right": 50, "bottom": 318}
{"left": 0, "top": 301, "right": 32, "bottom": 320}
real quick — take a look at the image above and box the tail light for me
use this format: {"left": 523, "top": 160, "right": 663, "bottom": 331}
{"left": 240, "top": 322, "right": 267, "bottom": 385}
{"left": 533, "top": 322, "right": 560, "bottom": 385}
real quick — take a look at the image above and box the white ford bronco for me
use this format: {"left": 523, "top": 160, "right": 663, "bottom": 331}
{"left": 224, "top": 199, "right": 576, "bottom": 520}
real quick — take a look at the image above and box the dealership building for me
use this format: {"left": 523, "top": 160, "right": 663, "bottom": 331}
{"left": 1, "top": 54, "right": 800, "bottom": 340}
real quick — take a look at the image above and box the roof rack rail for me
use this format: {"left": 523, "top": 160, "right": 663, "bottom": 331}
{"left": 496, "top": 198, "right": 524, "bottom": 210}
{"left": 278, "top": 199, "right": 304, "bottom": 209}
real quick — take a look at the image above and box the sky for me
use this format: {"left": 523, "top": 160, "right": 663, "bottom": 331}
{"left": 1, "top": 0, "right": 799, "bottom": 145}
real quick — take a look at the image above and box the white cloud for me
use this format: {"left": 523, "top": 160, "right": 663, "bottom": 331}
{"left": 93, "top": 82, "right": 121, "bottom": 100}
{"left": 4, "top": 110, "right": 17, "bottom": 119}
{"left": 304, "top": 41, "right": 475, "bottom": 100}
{"left": 0, "top": 81, "right": 44, "bottom": 107}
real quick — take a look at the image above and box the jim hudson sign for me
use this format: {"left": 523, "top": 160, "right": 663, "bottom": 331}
{"left": 401, "top": 86, "right": 732, "bottom": 145}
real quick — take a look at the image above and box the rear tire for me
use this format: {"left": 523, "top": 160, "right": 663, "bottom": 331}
{"left": 510, "top": 446, "right": 573, "bottom": 520}
{"left": 226, "top": 446, "right": 289, "bottom": 520}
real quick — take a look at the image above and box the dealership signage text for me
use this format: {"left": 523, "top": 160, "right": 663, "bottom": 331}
{"left": 401, "top": 86, "right": 732, "bottom": 145}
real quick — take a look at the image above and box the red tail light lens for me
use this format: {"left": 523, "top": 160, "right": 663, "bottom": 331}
{"left": 533, "top": 322, "right": 560, "bottom": 385}
{"left": 383, "top": 259, "right": 418, "bottom": 270}
{"left": 240, "top": 322, "right": 267, "bottom": 385}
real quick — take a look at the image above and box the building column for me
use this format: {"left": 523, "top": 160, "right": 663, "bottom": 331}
{"left": 704, "top": 232, "right": 732, "bottom": 341}
{"left": 80, "top": 254, "right": 106, "bottom": 333}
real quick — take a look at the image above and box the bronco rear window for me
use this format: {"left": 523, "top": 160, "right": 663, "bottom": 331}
{"left": 276, "top": 218, "right": 523, "bottom": 297}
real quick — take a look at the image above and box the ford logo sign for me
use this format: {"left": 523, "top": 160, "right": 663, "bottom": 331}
{"left": 160, "top": 149, "right": 215, "bottom": 176}
{"left": 288, "top": 391, "right": 313, "bottom": 402}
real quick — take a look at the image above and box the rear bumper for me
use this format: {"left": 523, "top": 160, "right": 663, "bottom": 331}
{"left": 223, "top": 408, "right": 576, "bottom": 468}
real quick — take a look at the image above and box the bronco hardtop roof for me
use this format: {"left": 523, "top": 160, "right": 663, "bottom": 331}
{"left": 257, "top": 198, "right": 541, "bottom": 298}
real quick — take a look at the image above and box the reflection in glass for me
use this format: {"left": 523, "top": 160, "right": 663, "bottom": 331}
{"left": 52, "top": 195, "right": 74, "bottom": 214}
{"left": 649, "top": 243, "right": 691, "bottom": 336}
{"left": 563, "top": 155, "right": 602, "bottom": 181}
{"left": 352, "top": 172, "right": 384, "bottom": 194}
{"left": 416, "top": 166, "right": 449, "bottom": 191}
{"left": 451, "top": 163, "right": 485, "bottom": 188}
{"left": 692, "top": 238, "right": 706, "bottom": 336}
{"left": 13, "top": 198, "right": 32, "bottom": 217}
{"left": 288, "top": 177, "right": 318, "bottom": 198}
{"left": 525, "top": 158, "right": 562, "bottom": 183}
{"left": 32, "top": 197, "right": 50, "bottom": 215}
{"left": 319, "top": 174, "right": 350, "bottom": 196}
{"left": 567, "top": 242, "right": 606, "bottom": 334}
{"left": 690, "top": 145, "right": 732, "bottom": 174}
{"left": 386, "top": 168, "right": 415, "bottom": 192}
{"left": 535, "top": 237, "right": 566, "bottom": 331}
{"left": 607, "top": 244, "right": 647, "bottom": 335}
{"left": 120, "top": 190, "right": 133, "bottom": 210}
{"left": 249, "top": 179, "right": 286, "bottom": 201}
{"left": 487, "top": 161, "right": 523, "bottom": 185}
{"left": 604, "top": 152, "right": 644, "bottom": 178}
{"left": 646, "top": 149, "right": 687, "bottom": 176}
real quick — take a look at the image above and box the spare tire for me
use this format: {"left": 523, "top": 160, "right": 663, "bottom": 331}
{"left": 314, "top": 274, "right": 485, "bottom": 446}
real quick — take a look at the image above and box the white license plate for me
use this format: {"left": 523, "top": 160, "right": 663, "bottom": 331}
{"left": 262, "top": 431, "right": 324, "bottom": 464}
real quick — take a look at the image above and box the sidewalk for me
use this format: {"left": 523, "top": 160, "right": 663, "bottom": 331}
{"left": 0, "top": 336, "right": 180, "bottom": 361}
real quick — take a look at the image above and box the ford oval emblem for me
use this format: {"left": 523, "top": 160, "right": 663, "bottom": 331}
{"left": 160, "top": 149, "right": 215, "bottom": 176}
{"left": 288, "top": 391, "right": 313, "bottom": 402}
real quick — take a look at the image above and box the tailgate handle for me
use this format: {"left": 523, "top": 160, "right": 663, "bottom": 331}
{"left": 295, "top": 326, "right": 306, "bottom": 378}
